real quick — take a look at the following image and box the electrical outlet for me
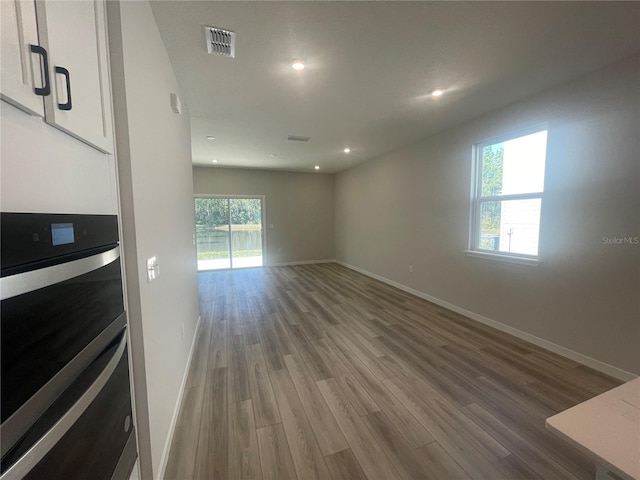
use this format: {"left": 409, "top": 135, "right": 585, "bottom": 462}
{"left": 409, "top": 265, "right": 414, "bottom": 273}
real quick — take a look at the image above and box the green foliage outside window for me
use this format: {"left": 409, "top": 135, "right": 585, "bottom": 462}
{"left": 479, "top": 145, "right": 503, "bottom": 250}
{"left": 194, "top": 198, "right": 261, "bottom": 228}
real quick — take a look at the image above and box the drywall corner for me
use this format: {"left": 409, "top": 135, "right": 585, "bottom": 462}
{"left": 107, "top": 1, "right": 200, "bottom": 477}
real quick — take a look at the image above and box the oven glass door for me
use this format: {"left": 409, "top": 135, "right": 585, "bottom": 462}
{"left": 1, "top": 247, "right": 124, "bottom": 424}
{"left": 1, "top": 331, "right": 135, "bottom": 480}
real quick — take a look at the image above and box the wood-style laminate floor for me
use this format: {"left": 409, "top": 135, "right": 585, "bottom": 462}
{"left": 165, "top": 263, "right": 620, "bottom": 480}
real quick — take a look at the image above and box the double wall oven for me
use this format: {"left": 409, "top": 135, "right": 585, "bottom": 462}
{"left": 1, "top": 213, "right": 136, "bottom": 480}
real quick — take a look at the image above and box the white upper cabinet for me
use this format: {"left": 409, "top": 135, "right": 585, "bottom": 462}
{"left": 0, "top": 0, "right": 45, "bottom": 116}
{"left": 1, "top": 0, "right": 113, "bottom": 154}
{"left": 37, "top": 0, "right": 113, "bottom": 153}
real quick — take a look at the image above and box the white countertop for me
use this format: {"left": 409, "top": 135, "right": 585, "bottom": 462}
{"left": 546, "top": 377, "right": 640, "bottom": 480}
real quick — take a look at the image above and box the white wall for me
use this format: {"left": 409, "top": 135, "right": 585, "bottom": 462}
{"left": 335, "top": 55, "right": 640, "bottom": 377}
{"left": 194, "top": 167, "right": 335, "bottom": 264}
{"left": 107, "top": 2, "right": 200, "bottom": 478}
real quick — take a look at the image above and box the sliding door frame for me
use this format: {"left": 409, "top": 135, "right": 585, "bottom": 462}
{"left": 193, "top": 194, "right": 267, "bottom": 269}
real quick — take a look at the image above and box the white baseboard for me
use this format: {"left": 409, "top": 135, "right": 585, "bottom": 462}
{"left": 268, "top": 258, "right": 336, "bottom": 267}
{"left": 336, "top": 260, "right": 637, "bottom": 382}
{"left": 156, "top": 314, "right": 202, "bottom": 480}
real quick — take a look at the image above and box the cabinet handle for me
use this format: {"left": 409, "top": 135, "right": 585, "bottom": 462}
{"left": 29, "top": 45, "right": 50, "bottom": 97}
{"left": 55, "top": 67, "right": 72, "bottom": 111}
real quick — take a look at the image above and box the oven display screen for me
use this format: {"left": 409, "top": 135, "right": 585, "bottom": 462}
{"left": 51, "top": 223, "right": 75, "bottom": 246}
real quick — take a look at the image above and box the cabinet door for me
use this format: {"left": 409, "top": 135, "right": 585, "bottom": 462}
{"left": 0, "top": 0, "right": 45, "bottom": 116}
{"left": 37, "top": 0, "right": 113, "bottom": 153}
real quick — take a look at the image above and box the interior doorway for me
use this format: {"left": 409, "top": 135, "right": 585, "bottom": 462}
{"left": 194, "top": 196, "right": 264, "bottom": 271}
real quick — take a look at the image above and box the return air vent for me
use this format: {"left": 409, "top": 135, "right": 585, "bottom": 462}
{"left": 287, "top": 135, "right": 311, "bottom": 142}
{"left": 205, "top": 26, "right": 235, "bottom": 58}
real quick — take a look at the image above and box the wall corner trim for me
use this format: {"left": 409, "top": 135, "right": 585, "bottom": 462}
{"left": 156, "top": 314, "right": 202, "bottom": 480}
{"left": 335, "top": 260, "right": 637, "bottom": 382}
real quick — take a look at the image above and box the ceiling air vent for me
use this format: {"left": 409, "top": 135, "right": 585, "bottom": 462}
{"left": 205, "top": 26, "right": 235, "bottom": 58}
{"left": 287, "top": 135, "right": 311, "bottom": 142}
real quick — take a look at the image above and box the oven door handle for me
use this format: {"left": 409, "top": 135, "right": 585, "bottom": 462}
{"left": 0, "top": 246, "right": 120, "bottom": 300}
{"left": 0, "top": 331, "right": 128, "bottom": 480}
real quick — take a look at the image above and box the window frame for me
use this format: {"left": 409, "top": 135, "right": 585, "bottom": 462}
{"left": 467, "top": 125, "right": 548, "bottom": 265}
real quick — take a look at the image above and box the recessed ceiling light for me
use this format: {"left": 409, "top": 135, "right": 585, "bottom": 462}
{"left": 206, "top": 136, "right": 215, "bottom": 140}
{"left": 343, "top": 147, "right": 351, "bottom": 154}
{"left": 292, "top": 60, "right": 305, "bottom": 71}
{"left": 314, "top": 165, "right": 320, "bottom": 170}
{"left": 212, "top": 159, "right": 218, "bottom": 163}
{"left": 431, "top": 89, "right": 445, "bottom": 97}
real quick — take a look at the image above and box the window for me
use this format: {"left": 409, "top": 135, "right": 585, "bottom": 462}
{"left": 469, "top": 127, "right": 547, "bottom": 262}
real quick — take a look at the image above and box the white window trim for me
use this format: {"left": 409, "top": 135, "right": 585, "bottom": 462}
{"left": 468, "top": 125, "right": 547, "bottom": 263}
{"left": 464, "top": 249, "right": 541, "bottom": 266}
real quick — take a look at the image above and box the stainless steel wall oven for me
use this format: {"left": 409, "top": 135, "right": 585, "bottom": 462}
{"left": 1, "top": 213, "right": 136, "bottom": 480}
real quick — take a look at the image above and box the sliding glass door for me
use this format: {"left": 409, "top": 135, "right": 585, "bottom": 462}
{"left": 194, "top": 196, "right": 264, "bottom": 271}
{"left": 195, "top": 198, "right": 231, "bottom": 269}
{"left": 229, "top": 198, "right": 263, "bottom": 268}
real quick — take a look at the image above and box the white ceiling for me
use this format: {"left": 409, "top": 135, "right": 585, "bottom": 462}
{"left": 150, "top": 1, "right": 640, "bottom": 173}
